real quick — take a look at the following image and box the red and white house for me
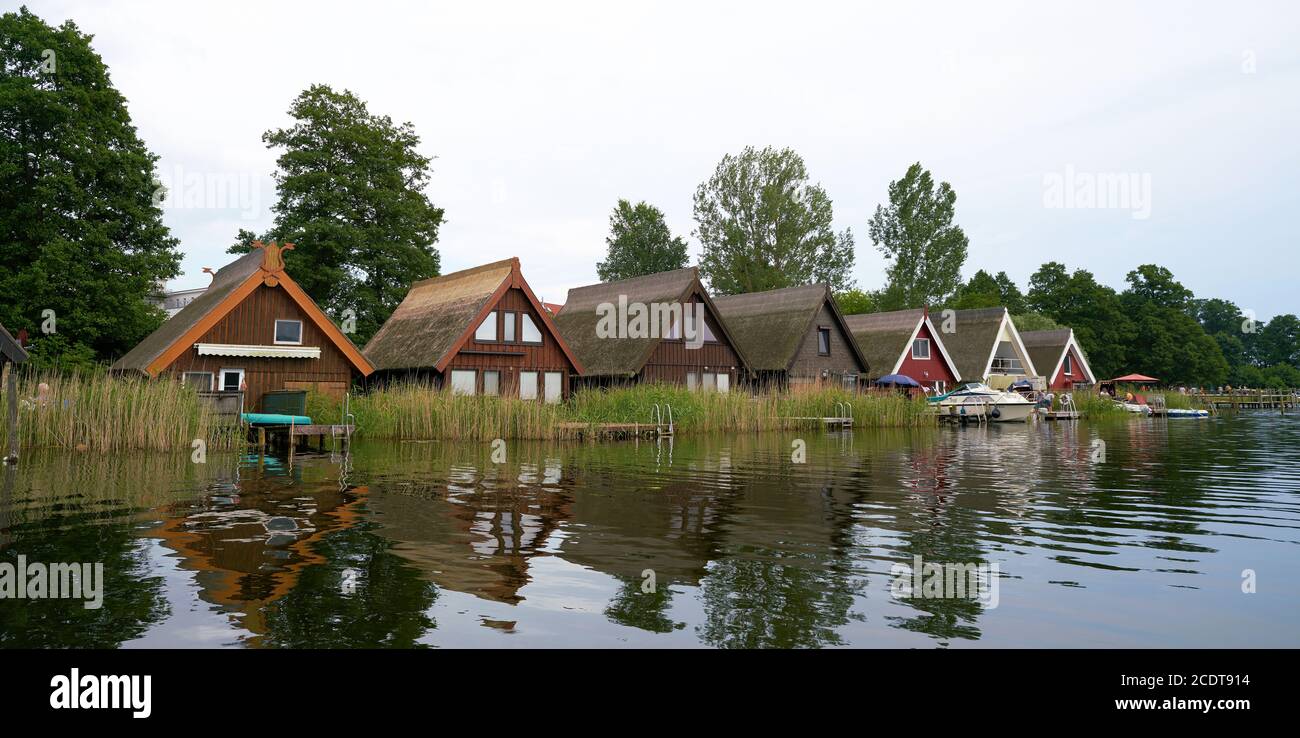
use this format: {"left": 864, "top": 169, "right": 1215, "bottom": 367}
{"left": 1021, "top": 328, "right": 1096, "bottom": 390}
{"left": 844, "top": 308, "right": 961, "bottom": 393}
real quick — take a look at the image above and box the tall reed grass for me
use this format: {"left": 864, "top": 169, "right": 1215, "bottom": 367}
{"left": 0, "top": 368, "right": 241, "bottom": 454}
{"left": 306, "top": 382, "right": 933, "bottom": 441}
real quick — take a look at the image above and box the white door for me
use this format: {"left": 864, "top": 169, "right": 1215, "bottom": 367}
{"left": 544, "top": 372, "right": 563, "bottom": 404}
{"left": 520, "top": 371, "right": 538, "bottom": 400}
{"left": 716, "top": 373, "right": 730, "bottom": 394}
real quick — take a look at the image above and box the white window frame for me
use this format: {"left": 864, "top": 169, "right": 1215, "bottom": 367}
{"left": 483, "top": 370, "right": 500, "bottom": 396}
{"left": 686, "top": 372, "right": 698, "bottom": 391}
{"left": 450, "top": 369, "right": 477, "bottom": 395}
{"left": 183, "top": 371, "right": 214, "bottom": 391}
{"left": 218, "top": 368, "right": 245, "bottom": 393}
{"left": 520, "top": 313, "right": 542, "bottom": 344}
{"left": 716, "top": 373, "right": 730, "bottom": 394}
{"left": 274, "top": 319, "right": 303, "bottom": 345}
{"left": 912, "top": 338, "right": 931, "bottom": 360}
{"left": 503, "top": 312, "right": 516, "bottom": 343}
{"left": 1063, "top": 354, "right": 1073, "bottom": 376}
{"left": 520, "top": 371, "right": 539, "bottom": 400}
{"left": 476, "top": 311, "right": 498, "bottom": 342}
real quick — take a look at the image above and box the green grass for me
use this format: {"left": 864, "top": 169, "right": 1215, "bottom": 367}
{"left": 0, "top": 368, "right": 242, "bottom": 453}
{"left": 306, "top": 382, "right": 933, "bottom": 441}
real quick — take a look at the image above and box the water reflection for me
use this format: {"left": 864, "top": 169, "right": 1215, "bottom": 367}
{"left": 2, "top": 414, "right": 1298, "bottom": 648}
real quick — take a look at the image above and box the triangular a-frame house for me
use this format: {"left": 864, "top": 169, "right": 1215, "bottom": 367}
{"left": 711, "top": 284, "right": 868, "bottom": 389}
{"left": 364, "top": 258, "right": 583, "bottom": 402}
{"left": 553, "top": 267, "right": 750, "bottom": 391}
{"left": 939, "top": 307, "right": 1038, "bottom": 387}
{"left": 844, "top": 308, "right": 961, "bottom": 392}
{"left": 111, "top": 242, "right": 373, "bottom": 409}
{"left": 1021, "top": 328, "right": 1096, "bottom": 389}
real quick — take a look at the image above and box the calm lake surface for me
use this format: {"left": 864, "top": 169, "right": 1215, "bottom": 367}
{"left": 2, "top": 413, "right": 1298, "bottom": 648}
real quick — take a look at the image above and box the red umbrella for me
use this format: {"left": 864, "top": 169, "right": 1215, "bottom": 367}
{"left": 1110, "top": 373, "right": 1159, "bottom": 384}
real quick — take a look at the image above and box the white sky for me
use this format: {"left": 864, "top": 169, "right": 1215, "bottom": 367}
{"left": 23, "top": 0, "right": 1300, "bottom": 319}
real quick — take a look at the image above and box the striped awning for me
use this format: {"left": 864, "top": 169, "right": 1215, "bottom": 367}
{"left": 195, "top": 343, "right": 321, "bottom": 359}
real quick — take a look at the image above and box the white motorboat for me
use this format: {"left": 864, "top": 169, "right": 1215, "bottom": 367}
{"left": 931, "top": 383, "right": 1035, "bottom": 422}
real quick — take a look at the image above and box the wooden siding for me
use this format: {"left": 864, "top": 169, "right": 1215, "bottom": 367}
{"left": 896, "top": 322, "right": 957, "bottom": 391}
{"left": 441, "top": 287, "right": 576, "bottom": 399}
{"left": 162, "top": 282, "right": 357, "bottom": 410}
{"left": 1048, "top": 344, "right": 1091, "bottom": 390}
{"left": 640, "top": 296, "right": 742, "bottom": 387}
{"left": 788, "top": 302, "right": 865, "bottom": 386}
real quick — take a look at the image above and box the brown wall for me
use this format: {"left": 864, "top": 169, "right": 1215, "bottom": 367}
{"left": 640, "top": 295, "right": 742, "bottom": 387}
{"left": 162, "top": 283, "right": 359, "bottom": 411}
{"left": 442, "top": 287, "right": 576, "bottom": 398}
{"left": 787, "top": 302, "right": 866, "bottom": 385}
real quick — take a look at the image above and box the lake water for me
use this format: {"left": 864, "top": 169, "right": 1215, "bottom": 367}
{"left": 2, "top": 413, "right": 1297, "bottom": 648}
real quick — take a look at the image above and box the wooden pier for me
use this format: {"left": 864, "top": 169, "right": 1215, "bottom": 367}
{"left": 253, "top": 423, "right": 355, "bottom": 452}
{"left": 1039, "top": 409, "right": 1081, "bottom": 421}
{"left": 1196, "top": 392, "right": 1297, "bottom": 410}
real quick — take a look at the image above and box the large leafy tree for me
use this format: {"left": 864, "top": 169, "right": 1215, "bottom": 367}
{"left": 1120, "top": 265, "right": 1227, "bottom": 385}
{"left": 0, "top": 7, "right": 181, "bottom": 362}
{"left": 1254, "top": 314, "right": 1300, "bottom": 367}
{"left": 231, "top": 84, "right": 443, "bottom": 344}
{"left": 1027, "top": 262, "right": 1133, "bottom": 380}
{"left": 868, "top": 162, "right": 968, "bottom": 310}
{"left": 835, "top": 288, "right": 878, "bottom": 315}
{"left": 948, "top": 269, "right": 1024, "bottom": 312}
{"left": 596, "top": 199, "right": 688, "bottom": 282}
{"left": 693, "top": 146, "right": 855, "bottom": 295}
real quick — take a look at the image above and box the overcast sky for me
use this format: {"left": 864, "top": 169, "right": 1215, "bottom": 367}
{"left": 24, "top": 0, "right": 1300, "bottom": 319}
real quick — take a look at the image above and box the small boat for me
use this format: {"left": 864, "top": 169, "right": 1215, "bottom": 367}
{"left": 933, "top": 383, "right": 1035, "bottom": 422}
{"left": 1165, "top": 408, "right": 1210, "bottom": 418}
{"left": 1114, "top": 401, "right": 1151, "bottom": 414}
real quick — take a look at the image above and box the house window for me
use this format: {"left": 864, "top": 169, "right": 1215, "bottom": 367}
{"left": 912, "top": 338, "right": 930, "bottom": 360}
{"left": 274, "top": 319, "right": 303, "bottom": 345}
{"left": 842, "top": 374, "right": 858, "bottom": 390}
{"left": 520, "top": 371, "right": 539, "bottom": 400}
{"left": 183, "top": 372, "right": 213, "bottom": 391}
{"left": 817, "top": 327, "right": 831, "bottom": 356}
{"left": 219, "top": 368, "right": 244, "bottom": 393}
{"left": 483, "top": 370, "right": 500, "bottom": 396}
{"left": 686, "top": 372, "right": 697, "bottom": 391}
{"left": 1063, "top": 354, "right": 1073, "bottom": 375}
{"left": 450, "top": 370, "right": 477, "bottom": 395}
{"left": 701, "top": 372, "right": 717, "bottom": 391}
{"left": 520, "top": 313, "right": 542, "bottom": 344}
{"left": 544, "top": 372, "right": 563, "bottom": 404}
{"left": 933, "top": 380, "right": 947, "bottom": 394}
{"left": 476, "top": 311, "right": 498, "bottom": 341}
{"left": 716, "top": 373, "right": 730, "bottom": 394}
{"left": 503, "top": 312, "right": 516, "bottom": 342}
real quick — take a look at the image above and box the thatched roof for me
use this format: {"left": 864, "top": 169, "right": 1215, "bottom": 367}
{"left": 844, "top": 309, "right": 926, "bottom": 380}
{"left": 111, "top": 244, "right": 374, "bottom": 376}
{"left": 1021, "top": 328, "right": 1095, "bottom": 383}
{"left": 366, "top": 259, "right": 506, "bottom": 371}
{"left": 0, "top": 322, "right": 28, "bottom": 364}
{"left": 111, "top": 250, "right": 264, "bottom": 374}
{"left": 713, "top": 284, "right": 867, "bottom": 373}
{"left": 939, "top": 307, "right": 1035, "bottom": 380}
{"left": 553, "top": 267, "right": 748, "bottom": 377}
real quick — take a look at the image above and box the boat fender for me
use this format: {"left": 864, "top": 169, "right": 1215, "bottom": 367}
{"left": 991, "top": 406, "right": 1001, "bottom": 419}
{"left": 959, "top": 406, "right": 966, "bottom": 415}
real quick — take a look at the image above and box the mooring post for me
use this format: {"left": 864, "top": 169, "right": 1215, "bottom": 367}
{"left": 5, "top": 368, "right": 17, "bottom": 464}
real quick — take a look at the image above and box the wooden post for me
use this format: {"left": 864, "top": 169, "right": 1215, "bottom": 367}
{"left": 5, "top": 367, "right": 17, "bottom": 464}
{"left": 258, "top": 427, "right": 266, "bottom": 449}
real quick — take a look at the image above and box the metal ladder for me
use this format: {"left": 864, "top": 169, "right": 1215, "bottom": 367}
{"left": 652, "top": 403, "right": 674, "bottom": 437}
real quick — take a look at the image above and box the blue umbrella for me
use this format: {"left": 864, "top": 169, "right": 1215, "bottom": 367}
{"left": 875, "top": 373, "right": 921, "bottom": 388}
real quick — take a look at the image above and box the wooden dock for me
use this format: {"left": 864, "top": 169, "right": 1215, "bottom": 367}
{"left": 253, "top": 423, "right": 355, "bottom": 451}
{"left": 1039, "top": 409, "right": 1081, "bottom": 421}
{"left": 1196, "top": 392, "right": 1297, "bottom": 410}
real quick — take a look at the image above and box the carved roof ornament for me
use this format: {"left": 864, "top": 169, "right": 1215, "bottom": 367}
{"left": 254, "top": 241, "right": 295, "bottom": 286}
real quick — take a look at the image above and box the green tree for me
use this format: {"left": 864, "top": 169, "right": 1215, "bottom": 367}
{"left": 596, "top": 199, "right": 688, "bottom": 282}
{"left": 1027, "top": 262, "right": 1133, "bottom": 379}
{"left": 994, "top": 272, "right": 1027, "bottom": 314}
{"left": 868, "top": 162, "right": 968, "bottom": 310}
{"left": 1254, "top": 314, "right": 1300, "bottom": 367}
{"left": 1011, "top": 312, "right": 1063, "bottom": 332}
{"left": 693, "top": 146, "right": 855, "bottom": 295}
{"left": 949, "top": 270, "right": 1002, "bottom": 310}
{"left": 835, "top": 288, "right": 877, "bottom": 315}
{"left": 0, "top": 7, "right": 181, "bottom": 361}
{"left": 1120, "top": 265, "right": 1228, "bottom": 386}
{"left": 230, "top": 84, "right": 443, "bottom": 344}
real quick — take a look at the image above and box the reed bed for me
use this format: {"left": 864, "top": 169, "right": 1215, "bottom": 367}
{"left": 0, "top": 369, "right": 241, "bottom": 454}
{"left": 310, "top": 382, "right": 933, "bottom": 441}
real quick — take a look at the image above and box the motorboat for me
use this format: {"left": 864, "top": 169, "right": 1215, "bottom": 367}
{"left": 931, "top": 382, "right": 1035, "bottom": 422}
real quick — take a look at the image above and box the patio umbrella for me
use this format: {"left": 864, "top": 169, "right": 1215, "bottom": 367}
{"left": 1110, "top": 373, "right": 1159, "bottom": 384}
{"left": 875, "top": 374, "right": 921, "bottom": 388}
